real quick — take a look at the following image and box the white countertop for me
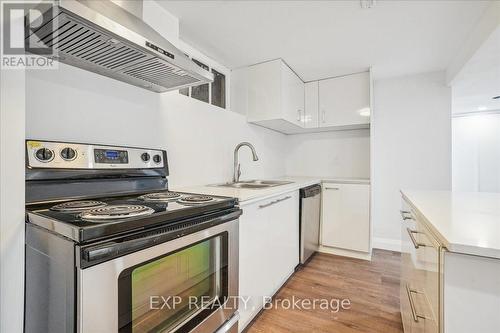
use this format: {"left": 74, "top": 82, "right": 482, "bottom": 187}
{"left": 173, "top": 176, "right": 369, "bottom": 205}
{"left": 402, "top": 190, "right": 500, "bottom": 259}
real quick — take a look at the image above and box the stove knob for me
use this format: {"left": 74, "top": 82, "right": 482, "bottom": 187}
{"left": 60, "top": 147, "right": 77, "bottom": 161}
{"left": 141, "top": 152, "right": 150, "bottom": 162}
{"left": 153, "top": 154, "right": 162, "bottom": 164}
{"left": 35, "top": 148, "right": 54, "bottom": 162}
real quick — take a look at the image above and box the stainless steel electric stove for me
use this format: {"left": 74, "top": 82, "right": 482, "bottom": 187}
{"left": 25, "top": 140, "right": 240, "bottom": 333}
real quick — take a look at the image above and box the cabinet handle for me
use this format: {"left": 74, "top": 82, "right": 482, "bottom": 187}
{"left": 321, "top": 109, "right": 326, "bottom": 123}
{"left": 297, "top": 109, "right": 302, "bottom": 122}
{"left": 258, "top": 195, "right": 292, "bottom": 209}
{"left": 324, "top": 187, "right": 339, "bottom": 191}
{"left": 400, "top": 210, "right": 414, "bottom": 220}
{"left": 407, "top": 228, "right": 426, "bottom": 249}
{"left": 406, "top": 284, "right": 427, "bottom": 322}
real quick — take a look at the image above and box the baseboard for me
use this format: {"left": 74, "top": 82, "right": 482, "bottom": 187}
{"left": 372, "top": 237, "right": 401, "bottom": 252}
{"left": 318, "top": 246, "right": 372, "bottom": 261}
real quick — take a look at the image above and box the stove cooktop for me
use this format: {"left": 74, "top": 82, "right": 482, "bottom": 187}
{"left": 26, "top": 190, "right": 238, "bottom": 243}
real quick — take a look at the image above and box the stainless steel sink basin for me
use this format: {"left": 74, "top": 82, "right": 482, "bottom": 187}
{"left": 212, "top": 180, "right": 294, "bottom": 189}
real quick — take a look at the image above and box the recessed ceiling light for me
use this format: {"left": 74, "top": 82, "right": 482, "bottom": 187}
{"left": 477, "top": 106, "right": 487, "bottom": 111}
{"left": 358, "top": 108, "right": 371, "bottom": 117}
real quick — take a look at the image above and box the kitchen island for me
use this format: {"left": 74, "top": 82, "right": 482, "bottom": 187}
{"left": 400, "top": 190, "right": 500, "bottom": 333}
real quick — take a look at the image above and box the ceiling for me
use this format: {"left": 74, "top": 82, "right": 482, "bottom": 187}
{"left": 452, "top": 27, "right": 500, "bottom": 115}
{"left": 157, "top": 0, "right": 490, "bottom": 81}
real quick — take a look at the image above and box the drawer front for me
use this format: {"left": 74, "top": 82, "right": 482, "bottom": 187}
{"left": 401, "top": 199, "right": 440, "bottom": 333}
{"left": 400, "top": 279, "right": 414, "bottom": 333}
{"left": 400, "top": 202, "right": 417, "bottom": 332}
{"left": 415, "top": 220, "right": 440, "bottom": 333}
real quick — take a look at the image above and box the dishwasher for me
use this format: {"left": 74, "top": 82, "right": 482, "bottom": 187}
{"left": 299, "top": 184, "right": 321, "bottom": 264}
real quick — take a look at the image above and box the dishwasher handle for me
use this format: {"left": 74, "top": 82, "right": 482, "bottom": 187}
{"left": 300, "top": 184, "right": 321, "bottom": 198}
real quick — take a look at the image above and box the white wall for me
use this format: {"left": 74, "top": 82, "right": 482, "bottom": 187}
{"left": 285, "top": 129, "right": 370, "bottom": 178}
{"left": 0, "top": 21, "right": 25, "bottom": 333}
{"left": 25, "top": 1, "right": 287, "bottom": 188}
{"left": 452, "top": 113, "right": 500, "bottom": 192}
{"left": 372, "top": 71, "right": 451, "bottom": 251}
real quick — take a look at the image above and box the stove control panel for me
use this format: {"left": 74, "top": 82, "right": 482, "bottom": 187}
{"left": 94, "top": 149, "right": 129, "bottom": 164}
{"left": 26, "top": 140, "right": 165, "bottom": 169}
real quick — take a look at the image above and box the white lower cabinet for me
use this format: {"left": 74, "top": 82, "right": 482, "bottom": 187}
{"left": 321, "top": 183, "right": 370, "bottom": 253}
{"left": 238, "top": 191, "right": 300, "bottom": 332}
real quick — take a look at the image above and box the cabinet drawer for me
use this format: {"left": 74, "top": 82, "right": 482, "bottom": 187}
{"left": 404, "top": 283, "right": 437, "bottom": 333}
{"left": 400, "top": 202, "right": 439, "bottom": 333}
{"left": 415, "top": 219, "right": 440, "bottom": 332}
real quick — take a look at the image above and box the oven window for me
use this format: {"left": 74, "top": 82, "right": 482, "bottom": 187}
{"left": 118, "top": 234, "right": 228, "bottom": 333}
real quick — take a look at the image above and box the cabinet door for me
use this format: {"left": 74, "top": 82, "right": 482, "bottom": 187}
{"left": 321, "top": 183, "right": 370, "bottom": 252}
{"left": 281, "top": 61, "right": 305, "bottom": 127}
{"left": 318, "top": 72, "right": 370, "bottom": 128}
{"left": 238, "top": 191, "right": 299, "bottom": 332}
{"left": 238, "top": 200, "right": 272, "bottom": 330}
{"left": 265, "top": 191, "right": 300, "bottom": 289}
{"left": 304, "top": 81, "right": 319, "bottom": 128}
{"left": 246, "top": 60, "right": 281, "bottom": 122}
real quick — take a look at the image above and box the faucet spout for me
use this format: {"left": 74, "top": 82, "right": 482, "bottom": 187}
{"left": 233, "top": 142, "right": 259, "bottom": 183}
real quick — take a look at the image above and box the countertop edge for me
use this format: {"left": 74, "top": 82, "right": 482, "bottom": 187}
{"left": 401, "top": 191, "right": 451, "bottom": 249}
{"left": 239, "top": 179, "right": 321, "bottom": 206}
{"left": 237, "top": 178, "right": 370, "bottom": 204}
{"left": 401, "top": 190, "right": 500, "bottom": 260}
{"left": 173, "top": 176, "right": 370, "bottom": 205}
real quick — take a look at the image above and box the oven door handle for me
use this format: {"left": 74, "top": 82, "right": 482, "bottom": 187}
{"left": 215, "top": 312, "right": 240, "bottom": 333}
{"left": 81, "top": 209, "right": 242, "bottom": 266}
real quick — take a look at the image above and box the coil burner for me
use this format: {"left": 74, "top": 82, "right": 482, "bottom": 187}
{"left": 80, "top": 205, "right": 155, "bottom": 222}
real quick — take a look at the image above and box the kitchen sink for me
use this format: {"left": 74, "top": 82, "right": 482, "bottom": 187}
{"left": 212, "top": 180, "right": 294, "bottom": 189}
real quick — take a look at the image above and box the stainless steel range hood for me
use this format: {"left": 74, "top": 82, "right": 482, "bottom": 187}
{"left": 25, "top": 0, "right": 213, "bottom": 93}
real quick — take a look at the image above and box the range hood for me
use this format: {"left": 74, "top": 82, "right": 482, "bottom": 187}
{"left": 25, "top": 0, "right": 213, "bottom": 92}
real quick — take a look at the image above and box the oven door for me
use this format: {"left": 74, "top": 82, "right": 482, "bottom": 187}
{"left": 77, "top": 212, "right": 239, "bottom": 333}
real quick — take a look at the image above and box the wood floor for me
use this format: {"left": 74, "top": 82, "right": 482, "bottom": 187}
{"left": 246, "top": 249, "right": 403, "bottom": 333}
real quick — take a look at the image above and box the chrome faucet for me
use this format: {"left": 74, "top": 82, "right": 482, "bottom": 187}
{"left": 233, "top": 142, "right": 259, "bottom": 183}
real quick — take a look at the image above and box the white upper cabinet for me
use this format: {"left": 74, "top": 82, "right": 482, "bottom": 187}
{"left": 244, "top": 59, "right": 305, "bottom": 133}
{"left": 231, "top": 60, "right": 371, "bottom": 134}
{"left": 304, "top": 81, "right": 319, "bottom": 128}
{"left": 318, "top": 72, "right": 370, "bottom": 128}
{"left": 281, "top": 62, "right": 305, "bottom": 127}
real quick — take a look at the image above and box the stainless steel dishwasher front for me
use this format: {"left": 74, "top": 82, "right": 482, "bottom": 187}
{"left": 299, "top": 184, "right": 321, "bottom": 264}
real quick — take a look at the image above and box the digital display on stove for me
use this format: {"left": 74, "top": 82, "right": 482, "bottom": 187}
{"left": 105, "top": 151, "right": 119, "bottom": 158}
{"left": 94, "top": 149, "right": 128, "bottom": 164}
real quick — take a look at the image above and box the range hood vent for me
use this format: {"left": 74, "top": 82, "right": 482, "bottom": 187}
{"left": 25, "top": 0, "right": 213, "bottom": 93}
